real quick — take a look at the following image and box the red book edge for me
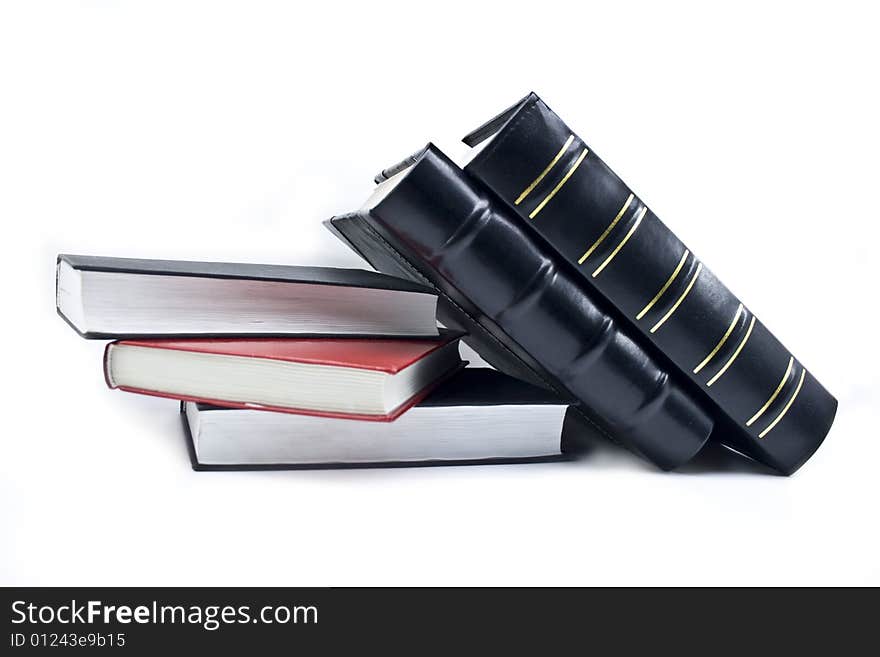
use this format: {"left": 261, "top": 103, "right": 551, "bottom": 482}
{"left": 102, "top": 342, "right": 465, "bottom": 422}
{"left": 109, "top": 334, "right": 459, "bottom": 373}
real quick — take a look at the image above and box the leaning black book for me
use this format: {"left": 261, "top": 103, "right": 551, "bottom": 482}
{"left": 458, "top": 93, "right": 837, "bottom": 474}
{"left": 328, "top": 146, "right": 714, "bottom": 471}
{"left": 181, "top": 369, "right": 577, "bottom": 469}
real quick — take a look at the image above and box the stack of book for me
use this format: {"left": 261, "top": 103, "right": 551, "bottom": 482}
{"left": 58, "top": 92, "right": 837, "bottom": 474}
{"left": 57, "top": 255, "right": 576, "bottom": 469}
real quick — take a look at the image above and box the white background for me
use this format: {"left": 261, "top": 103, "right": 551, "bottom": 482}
{"left": 2, "top": 1, "right": 878, "bottom": 586}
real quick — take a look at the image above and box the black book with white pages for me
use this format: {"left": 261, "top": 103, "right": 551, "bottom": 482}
{"left": 182, "top": 369, "right": 579, "bottom": 470}
{"left": 56, "top": 254, "right": 439, "bottom": 339}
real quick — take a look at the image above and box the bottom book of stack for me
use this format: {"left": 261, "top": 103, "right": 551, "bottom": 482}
{"left": 181, "top": 369, "right": 577, "bottom": 470}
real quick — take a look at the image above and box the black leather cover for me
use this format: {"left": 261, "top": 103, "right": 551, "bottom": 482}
{"left": 328, "top": 146, "right": 714, "bottom": 470}
{"left": 463, "top": 93, "right": 837, "bottom": 474}
{"left": 325, "top": 215, "right": 551, "bottom": 389}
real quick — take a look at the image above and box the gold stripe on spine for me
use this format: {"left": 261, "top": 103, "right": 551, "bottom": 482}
{"left": 578, "top": 193, "right": 635, "bottom": 264}
{"left": 693, "top": 303, "right": 744, "bottom": 373}
{"left": 529, "top": 148, "right": 589, "bottom": 219}
{"left": 591, "top": 206, "right": 646, "bottom": 277}
{"left": 759, "top": 369, "right": 806, "bottom": 439}
{"left": 747, "top": 356, "right": 794, "bottom": 427}
{"left": 515, "top": 135, "right": 575, "bottom": 206}
{"left": 636, "top": 249, "right": 690, "bottom": 320}
{"left": 649, "top": 262, "right": 703, "bottom": 333}
{"left": 706, "top": 315, "right": 756, "bottom": 387}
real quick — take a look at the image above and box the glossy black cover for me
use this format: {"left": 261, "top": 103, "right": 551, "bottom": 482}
{"left": 328, "top": 146, "right": 714, "bottom": 471}
{"left": 182, "top": 368, "right": 575, "bottom": 470}
{"left": 58, "top": 254, "right": 433, "bottom": 292}
{"left": 463, "top": 93, "right": 837, "bottom": 474}
{"left": 326, "top": 214, "right": 551, "bottom": 389}
{"left": 56, "top": 254, "right": 436, "bottom": 339}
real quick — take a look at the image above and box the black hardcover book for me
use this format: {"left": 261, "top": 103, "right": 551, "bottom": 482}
{"left": 461, "top": 93, "right": 837, "bottom": 474}
{"left": 327, "top": 145, "right": 714, "bottom": 471}
{"left": 56, "top": 254, "right": 439, "bottom": 339}
{"left": 181, "top": 369, "right": 576, "bottom": 470}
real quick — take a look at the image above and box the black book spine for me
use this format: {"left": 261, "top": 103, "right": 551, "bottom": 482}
{"left": 334, "top": 146, "right": 714, "bottom": 470}
{"left": 464, "top": 93, "right": 837, "bottom": 474}
{"left": 326, "top": 214, "right": 555, "bottom": 389}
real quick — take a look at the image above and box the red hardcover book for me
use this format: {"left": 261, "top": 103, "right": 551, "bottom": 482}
{"left": 103, "top": 333, "right": 463, "bottom": 421}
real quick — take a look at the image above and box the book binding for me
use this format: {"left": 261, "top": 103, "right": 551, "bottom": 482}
{"left": 463, "top": 93, "right": 837, "bottom": 473}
